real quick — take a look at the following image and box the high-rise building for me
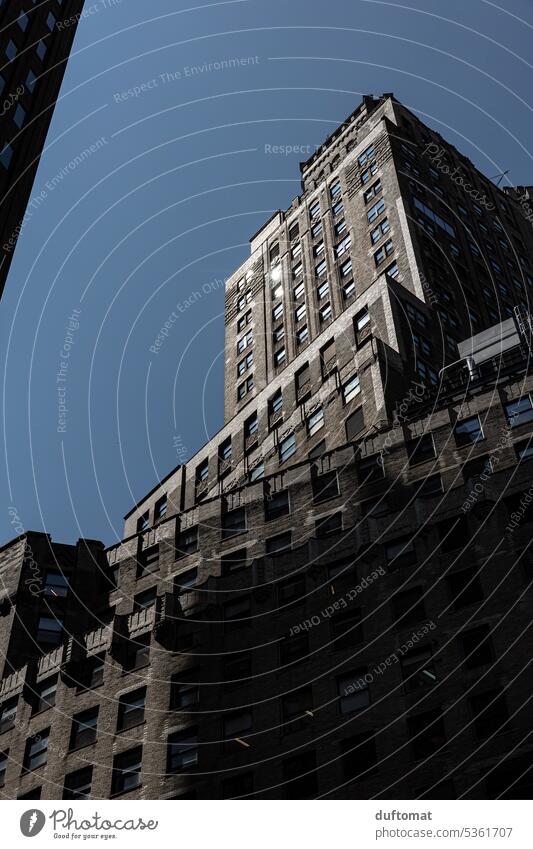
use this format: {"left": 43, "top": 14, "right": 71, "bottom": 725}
{"left": 1, "top": 94, "right": 533, "bottom": 800}
{"left": 0, "top": 0, "right": 85, "bottom": 299}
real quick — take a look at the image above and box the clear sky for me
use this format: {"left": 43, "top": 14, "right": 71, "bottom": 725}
{"left": 1, "top": 0, "right": 532, "bottom": 547}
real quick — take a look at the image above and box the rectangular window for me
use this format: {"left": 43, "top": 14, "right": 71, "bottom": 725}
{"left": 313, "top": 240, "right": 325, "bottom": 257}
{"left": 315, "top": 259, "right": 327, "bottom": 278}
{"left": 117, "top": 688, "right": 146, "bottom": 731}
{"left": 515, "top": 439, "right": 533, "bottom": 463}
{"left": 249, "top": 461, "right": 265, "bottom": 481}
{"left": 309, "top": 201, "right": 320, "bottom": 220}
{"left": 359, "top": 452, "right": 383, "bottom": 481}
{"left": 222, "top": 506, "right": 246, "bottom": 539}
{"left": 374, "top": 239, "right": 394, "bottom": 266}
{"left": 370, "top": 218, "right": 390, "bottom": 244}
{"left": 244, "top": 412, "right": 258, "bottom": 440}
{"left": 293, "top": 280, "right": 305, "bottom": 299}
{"left": 153, "top": 494, "right": 167, "bottom": 522}
{"left": 221, "top": 548, "right": 247, "bottom": 576}
{"left": 315, "top": 512, "right": 342, "bottom": 537}
{"left": 237, "top": 375, "right": 254, "bottom": 398}
{"left": 363, "top": 179, "right": 382, "bottom": 203}
{"left": 311, "top": 470, "right": 339, "bottom": 503}
{"left": 367, "top": 197, "right": 385, "bottom": 223}
{"left": 70, "top": 707, "right": 98, "bottom": 750}
{"left": 319, "top": 303, "right": 332, "bottom": 323}
{"left": 317, "top": 280, "right": 329, "bottom": 300}
{"left": 455, "top": 415, "right": 484, "bottom": 446}
{"left": 342, "top": 279, "right": 356, "bottom": 300}
{"left": 236, "top": 330, "right": 253, "bottom": 354}
{"left": 32, "top": 677, "right": 57, "bottom": 714}
{"left": 24, "top": 730, "right": 49, "bottom": 772}
{"left": 0, "top": 698, "right": 17, "bottom": 733}
{"left": 358, "top": 144, "right": 375, "bottom": 166}
{"left": 266, "top": 532, "right": 292, "bottom": 554}
{"left": 505, "top": 396, "right": 533, "bottom": 428}
{"left": 307, "top": 407, "right": 324, "bottom": 437}
{"left": 137, "top": 511, "right": 149, "bottom": 533}
{"left": 332, "top": 199, "right": 344, "bottom": 217}
{"left": 413, "top": 197, "right": 456, "bottom": 237}
{"left": 385, "top": 536, "right": 416, "bottom": 570}
{"left": 330, "top": 181, "right": 341, "bottom": 199}
{"left": 279, "top": 433, "right": 296, "bottom": 463}
{"left": 176, "top": 525, "right": 198, "bottom": 557}
{"left": 335, "top": 235, "right": 351, "bottom": 257}
{"left": 36, "top": 615, "right": 63, "bottom": 646}
{"left": 337, "top": 672, "right": 370, "bottom": 714}
{"left": 265, "top": 489, "right": 290, "bottom": 521}
{"left": 406, "top": 433, "right": 435, "bottom": 466}
{"left": 342, "top": 374, "right": 360, "bottom": 404}
{"left": 112, "top": 747, "right": 142, "bottom": 794}
{"left": 295, "top": 303, "right": 306, "bottom": 323}
{"left": 237, "top": 352, "right": 253, "bottom": 376}
{"left": 274, "top": 347, "right": 286, "bottom": 367}
{"left": 138, "top": 544, "right": 159, "bottom": 576}
{"left": 63, "top": 767, "right": 93, "bottom": 801}
{"left": 272, "top": 303, "right": 283, "bottom": 321}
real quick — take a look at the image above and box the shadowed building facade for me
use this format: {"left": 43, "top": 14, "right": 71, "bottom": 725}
{"left": 1, "top": 94, "right": 533, "bottom": 800}
{"left": 0, "top": 0, "right": 85, "bottom": 299}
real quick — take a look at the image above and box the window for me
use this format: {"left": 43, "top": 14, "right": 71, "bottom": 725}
{"left": 313, "top": 240, "right": 325, "bottom": 257}
{"left": 311, "top": 220, "right": 322, "bottom": 238}
{"left": 123, "top": 634, "right": 150, "bottom": 671}
{"left": 138, "top": 544, "right": 159, "bottom": 576}
{"left": 32, "top": 677, "right": 57, "bottom": 714}
{"left": 18, "top": 787, "right": 42, "bottom": 800}
{"left": 367, "top": 197, "right": 385, "bottom": 223}
{"left": 237, "top": 375, "right": 254, "bottom": 399}
{"left": 374, "top": 239, "right": 394, "bottom": 266}
{"left": 154, "top": 494, "right": 167, "bottom": 522}
{"left": 515, "top": 438, "right": 533, "bottom": 463}
{"left": 221, "top": 548, "right": 247, "bottom": 576}
{"left": 335, "top": 219, "right": 347, "bottom": 236}
{"left": 391, "top": 586, "right": 425, "bottom": 626}
{"left": 408, "top": 709, "right": 446, "bottom": 759}
{"left": 317, "top": 280, "right": 329, "bottom": 300}
{"left": 282, "top": 751, "right": 318, "bottom": 799}
{"left": 281, "top": 687, "right": 313, "bottom": 736}
{"left": 413, "top": 332, "right": 431, "bottom": 357}
{"left": 342, "top": 279, "right": 355, "bottom": 299}
{"left": 293, "top": 280, "right": 305, "bottom": 299}
{"left": 315, "top": 511, "right": 342, "bottom": 537}
{"left": 222, "top": 506, "right": 246, "bottom": 539}
{"left": 312, "top": 471, "right": 339, "bottom": 502}
{"left": 133, "top": 588, "right": 156, "bottom": 611}
{"left": 70, "top": 707, "right": 98, "bottom": 750}
{"left": 307, "top": 407, "right": 324, "bottom": 437}
{"left": 272, "top": 303, "right": 283, "bottom": 322}
{"left": 455, "top": 415, "right": 484, "bottom": 446}
{"left": 315, "top": 259, "right": 327, "bottom": 278}
{"left": 244, "top": 412, "right": 258, "bottom": 440}
{"left": 137, "top": 511, "right": 149, "bottom": 533}
{"left": 288, "top": 222, "right": 299, "bottom": 241}
{"left": 81, "top": 654, "right": 105, "bottom": 690}
{"left": 279, "top": 432, "right": 296, "bottom": 463}
{"left": 0, "top": 751, "right": 7, "bottom": 789}
{"left": 219, "top": 437, "right": 232, "bottom": 465}
{"left": 459, "top": 625, "right": 493, "bottom": 669}
{"left": 437, "top": 515, "right": 469, "bottom": 552}
{"left": 0, "top": 144, "right": 13, "bottom": 169}
{"left": 265, "top": 489, "right": 290, "bottom": 521}
{"left": 36, "top": 41, "right": 47, "bottom": 61}
{"left": 237, "top": 310, "right": 251, "bottom": 331}
{"left": 223, "top": 709, "right": 253, "bottom": 745}
{"left": 332, "top": 199, "right": 344, "bottom": 217}
{"left": 359, "top": 452, "right": 383, "bottom": 481}
{"left": 117, "top": 688, "right": 146, "bottom": 731}
{"left": 330, "top": 607, "right": 363, "bottom": 649}
{"left": 335, "top": 235, "right": 351, "bottom": 257}
{"left": 330, "top": 180, "right": 341, "bottom": 199}
{"left": 221, "top": 772, "right": 254, "bottom": 799}
{"left": 63, "top": 767, "right": 93, "bottom": 801}
{"left": 340, "top": 257, "right": 353, "bottom": 277}
{"left": 341, "top": 732, "right": 377, "bottom": 781}
{"left": 266, "top": 531, "right": 292, "bottom": 554}
{"left": 269, "top": 388, "right": 283, "bottom": 418}
{"left": 237, "top": 330, "right": 253, "bottom": 353}
{"left": 274, "top": 347, "right": 286, "bottom": 367}
{"left": 337, "top": 672, "right": 370, "bottom": 713}
{"left": 370, "top": 218, "right": 390, "bottom": 244}
{"left": 280, "top": 632, "right": 309, "bottom": 666}
{"left": 13, "top": 104, "right": 25, "bottom": 128}
{"left": 237, "top": 352, "right": 253, "bottom": 375}
{"left": 470, "top": 689, "right": 508, "bottom": 739}
{"left": 24, "top": 730, "right": 49, "bottom": 771}
{"left": 175, "top": 525, "right": 198, "bottom": 558}
{"left": 363, "top": 179, "right": 382, "bottom": 203}
{"left": 345, "top": 407, "right": 364, "bottom": 441}
{"left": 43, "top": 569, "right": 70, "bottom": 598}
{"left": 292, "top": 261, "right": 303, "bottom": 279}
{"left": 6, "top": 40, "right": 17, "bottom": 62}
{"left": 36, "top": 615, "right": 63, "bottom": 646}
{"left": 354, "top": 308, "right": 371, "bottom": 346}
{"left": 294, "top": 303, "right": 306, "bottom": 323}
{"left": 0, "top": 698, "right": 17, "bottom": 733}
{"left": 112, "top": 747, "right": 142, "bottom": 794}
{"left": 385, "top": 260, "right": 399, "bottom": 279}
{"left": 223, "top": 651, "right": 251, "bottom": 689}
{"left": 358, "top": 144, "right": 375, "bottom": 166}
{"left": 385, "top": 536, "right": 416, "bottom": 570}
{"left": 415, "top": 474, "right": 443, "bottom": 498}
{"left": 318, "top": 303, "right": 332, "bottom": 323}
{"left": 224, "top": 596, "right": 251, "bottom": 630}
{"left": 361, "top": 162, "right": 378, "bottom": 184}
{"left": 273, "top": 325, "right": 285, "bottom": 344}
{"left": 309, "top": 200, "right": 320, "bottom": 220}
{"left": 17, "top": 12, "right": 29, "bottom": 31}
{"left": 401, "top": 647, "right": 436, "bottom": 692}
{"left": 342, "top": 374, "right": 361, "bottom": 404}
{"left": 505, "top": 396, "right": 533, "bottom": 427}
{"left": 249, "top": 461, "right": 264, "bottom": 482}
{"left": 413, "top": 197, "right": 456, "bottom": 237}
{"left": 46, "top": 11, "right": 56, "bottom": 30}
{"left": 406, "top": 433, "right": 435, "bottom": 466}
{"left": 447, "top": 568, "right": 483, "bottom": 609}
{"left": 296, "top": 326, "right": 309, "bottom": 345}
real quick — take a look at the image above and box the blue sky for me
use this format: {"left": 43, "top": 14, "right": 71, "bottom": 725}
{"left": 1, "top": 0, "right": 532, "bottom": 546}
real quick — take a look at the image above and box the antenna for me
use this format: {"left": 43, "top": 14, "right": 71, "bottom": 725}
{"left": 490, "top": 170, "right": 510, "bottom": 187}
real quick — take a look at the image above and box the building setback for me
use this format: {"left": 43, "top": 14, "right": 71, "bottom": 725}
{"left": 0, "top": 0, "right": 85, "bottom": 300}
{"left": 1, "top": 93, "right": 533, "bottom": 799}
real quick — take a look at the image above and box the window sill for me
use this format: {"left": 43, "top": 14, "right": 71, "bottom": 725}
{"left": 116, "top": 720, "right": 146, "bottom": 735}
{"left": 68, "top": 738, "right": 98, "bottom": 754}
{"left": 110, "top": 783, "right": 142, "bottom": 800}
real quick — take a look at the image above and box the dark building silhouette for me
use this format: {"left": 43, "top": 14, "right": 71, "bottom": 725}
{"left": 0, "top": 0, "right": 85, "bottom": 299}
{"left": 1, "top": 94, "right": 533, "bottom": 800}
